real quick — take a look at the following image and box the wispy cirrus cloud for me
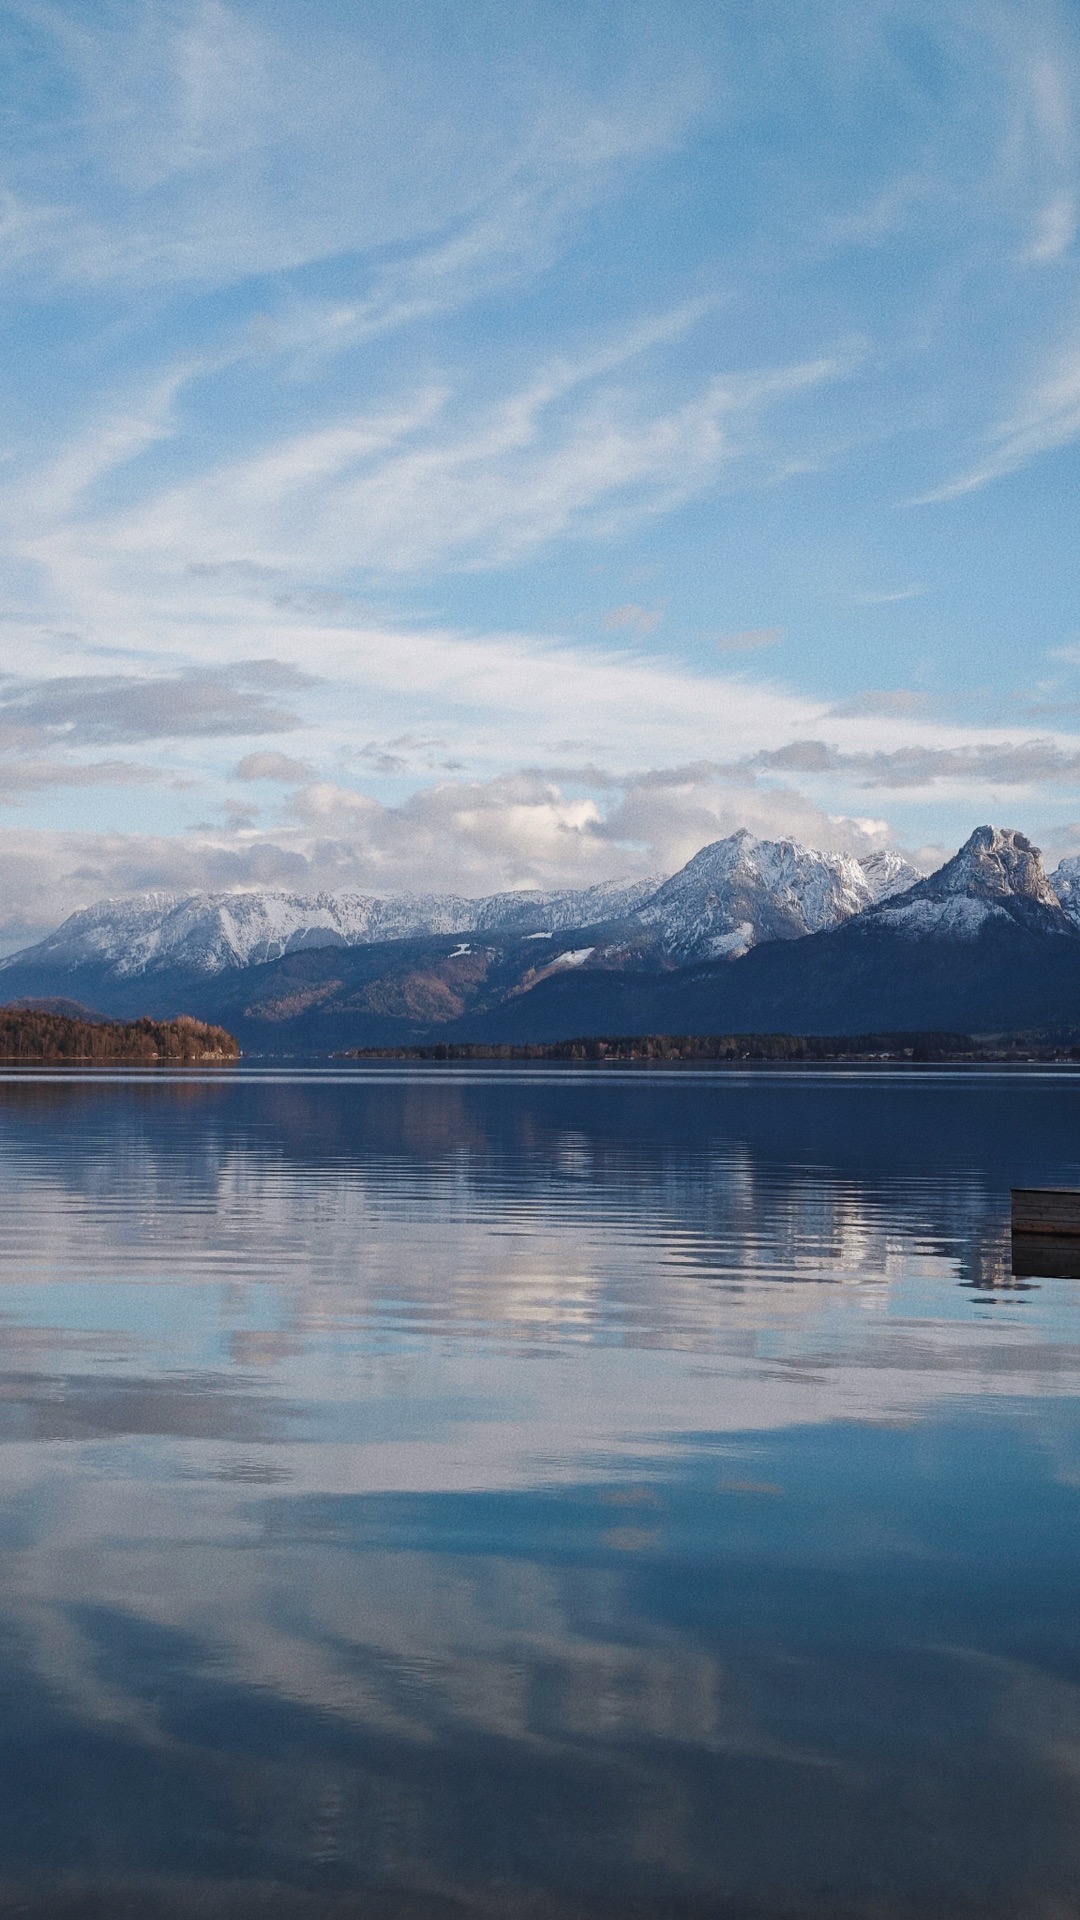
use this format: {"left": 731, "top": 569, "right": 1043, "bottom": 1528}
{"left": 6, "top": 333, "right": 847, "bottom": 696}
{"left": 1010, "top": 45, "right": 1078, "bottom": 262}
{"left": 915, "top": 341, "right": 1080, "bottom": 501}
{"left": 59, "top": 317, "right": 836, "bottom": 578}
{"left": 602, "top": 603, "right": 664, "bottom": 635}
{"left": 1025, "top": 190, "right": 1077, "bottom": 263}
{"left": 1, "top": 0, "right": 1080, "bottom": 923}
{"left": 0, "top": 0, "right": 715, "bottom": 293}
{"left": 848, "top": 586, "right": 924, "bottom": 607}
{"left": 715, "top": 627, "right": 785, "bottom": 653}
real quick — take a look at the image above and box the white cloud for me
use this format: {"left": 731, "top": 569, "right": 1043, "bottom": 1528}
{"left": 1, "top": 0, "right": 1080, "bottom": 917}
{"left": 0, "top": 0, "right": 716, "bottom": 292}
{"left": 848, "top": 586, "right": 924, "bottom": 606}
{"left": 55, "top": 310, "right": 831, "bottom": 583}
{"left": 715, "top": 627, "right": 785, "bottom": 653}
{"left": 0, "top": 662, "right": 312, "bottom": 747}
{"left": 819, "top": 172, "right": 938, "bottom": 248}
{"left": 0, "top": 760, "right": 894, "bottom": 951}
{"left": 1, "top": 328, "right": 846, "bottom": 735}
{"left": 235, "top": 751, "right": 314, "bottom": 782}
{"left": 914, "top": 340, "right": 1080, "bottom": 501}
{"left": 6, "top": 657, "right": 1080, "bottom": 944}
{"left": 602, "top": 603, "right": 664, "bottom": 635}
{"left": 0, "top": 759, "right": 162, "bottom": 801}
{"left": 1025, "top": 190, "right": 1078, "bottom": 262}
{"left": 829, "top": 689, "right": 928, "bottom": 718}
{"left": 755, "top": 736, "right": 1080, "bottom": 790}
{"left": 1011, "top": 48, "right": 1078, "bottom": 261}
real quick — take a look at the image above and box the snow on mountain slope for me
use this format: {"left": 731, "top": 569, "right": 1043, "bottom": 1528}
{"left": 0, "top": 877, "right": 661, "bottom": 979}
{"left": 866, "top": 826, "right": 1073, "bottom": 941}
{"left": 631, "top": 830, "right": 918, "bottom": 961}
{"left": 468, "top": 877, "right": 659, "bottom": 934}
{"left": 1050, "top": 855, "right": 1080, "bottom": 927}
{"left": 859, "top": 848, "right": 921, "bottom": 903}
{"left": 0, "top": 831, "right": 924, "bottom": 983}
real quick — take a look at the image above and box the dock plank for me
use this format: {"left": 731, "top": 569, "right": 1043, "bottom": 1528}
{"left": 1012, "top": 1188, "right": 1080, "bottom": 1237}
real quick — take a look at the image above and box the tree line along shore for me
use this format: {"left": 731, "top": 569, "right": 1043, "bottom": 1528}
{"left": 5, "top": 1007, "right": 1079, "bottom": 1065}
{"left": 0, "top": 1008, "right": 240, "bottom": 1062}
{"left": 343, "top": 1031, "right": 1080, "bottom": 1064}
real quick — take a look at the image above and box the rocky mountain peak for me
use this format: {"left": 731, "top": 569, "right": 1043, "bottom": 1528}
{"left": 634, "top": 830, "right": 903, "bottom": 961}
{"left": 1049, "top": 854, "right": 1080, "bottom": 929}
{"left": 863, "top": 825, "right": 1075, "bottom": 944}
{"left": 913, "top": 826, "right": 1060, "bottom": 906}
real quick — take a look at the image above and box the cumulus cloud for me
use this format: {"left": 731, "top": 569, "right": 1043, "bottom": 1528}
{"left": 279, "top": 764, "right": 895, "bottom": 895}
{"left": 8, "top": 720, "right": 1080, "bottom": 948}
{"left": 235, "top": 750, "right": 314, "bottom": 782}
{"left": 596, "top": 766, "right": 889, "bottom": 867}
{"left": 0, "top": 762, "right": 896, "bottom": 952}
{"left": 284, "top": 772, "right": 612, "bottom": 889}
{"left": 0, "top": 827, "right": 312, "bottom": 953}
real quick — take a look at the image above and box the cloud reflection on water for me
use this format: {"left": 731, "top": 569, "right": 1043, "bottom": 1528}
{"left": 0, "top": 1070, "right": 1079, "bottom": 1913}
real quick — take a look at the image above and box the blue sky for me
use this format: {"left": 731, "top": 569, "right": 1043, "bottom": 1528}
{"left": 2, "top": 0, "right": 1080, "bottom": 942}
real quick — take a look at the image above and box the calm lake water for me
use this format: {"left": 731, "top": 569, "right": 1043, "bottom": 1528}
{"left": 2, "top": 1066, "right": 1080, "bottom": 1919}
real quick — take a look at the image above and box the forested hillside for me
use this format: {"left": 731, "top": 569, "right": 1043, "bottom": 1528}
{"left": 0, "top": 1009, "right": 239, "bottom": 1062}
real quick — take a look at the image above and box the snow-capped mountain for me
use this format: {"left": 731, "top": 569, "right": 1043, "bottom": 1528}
{"left": 632, "top": 829, "right": 918, "bottom": 960}
{"left": 865, "top": 826, "right": 1072, "bottom": 941}
{"left": 1049, "top": 855, "right": 1080, "bottom": 928}
{"left": 450, "top": 825, "right": 1080, "bottom": 1047}
{"left": 3, "top": 823, "right": 1075, "bottom": 1048}
{"left": 0, "top": 877, "right": 662, "bottom": 980}
{"left": 0, "top": 833, "right": 919, "bottom": 982}
{"left": 860, "top": 848, "right": 922, "bottom": 902}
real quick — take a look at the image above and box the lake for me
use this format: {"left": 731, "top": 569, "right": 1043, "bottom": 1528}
{"left": 1, "top": 1065, "right": 1080, "bottom": 1918}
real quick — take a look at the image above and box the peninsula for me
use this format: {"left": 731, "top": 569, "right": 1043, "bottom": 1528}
{"left": 0, "top": 1008, "right": 240, "bottom": 1063}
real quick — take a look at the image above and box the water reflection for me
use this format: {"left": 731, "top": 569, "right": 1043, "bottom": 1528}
{"left": 1, "top": 1068, "right": 1080, "bottom": 1915}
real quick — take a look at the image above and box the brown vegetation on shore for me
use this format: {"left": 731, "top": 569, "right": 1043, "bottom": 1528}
{"left": 0, "top": 1008, "right": 240, "bottom": 1062}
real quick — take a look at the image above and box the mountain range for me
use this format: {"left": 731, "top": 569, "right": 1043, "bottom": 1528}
{"left": 1, "top": 832, "right": 910, "bottom": 979}
{"left": 3, "top": 825, "right": 1080, "bottom": 1050}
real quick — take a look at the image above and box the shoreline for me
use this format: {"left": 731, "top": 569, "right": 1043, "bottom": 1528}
{"left": 336, "top": 1029, "right": 1080, "bottom": 1067}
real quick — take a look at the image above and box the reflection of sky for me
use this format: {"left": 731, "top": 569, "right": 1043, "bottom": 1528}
{"left": 2, "top": 1069, "right": 1080, "bottom": 1468}
{"left": 3, "top": 1068, "right": 1080, "bottom": 1912}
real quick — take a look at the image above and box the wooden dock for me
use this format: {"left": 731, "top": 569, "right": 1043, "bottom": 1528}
{"left": 1011, "top": 1189, "right": 1080, "bottom": 1278}
{"left": 1011, "top": 1233, "right": 1080, "bottom": 1280}
{"left": 1011, "top": 1189, "right": 1080, "bottom": 1237}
